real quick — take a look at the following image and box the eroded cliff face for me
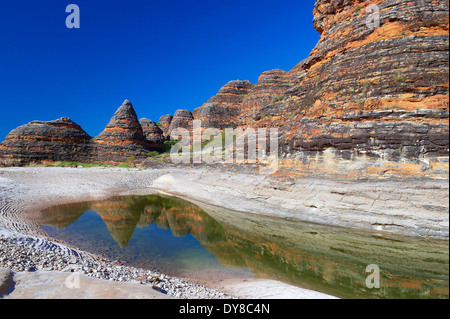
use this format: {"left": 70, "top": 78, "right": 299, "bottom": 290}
{"left": 194, "top": 80, "right": 254, "bottom": 129}
{"left": 272, "top": 0, "right": 449, "bottom": 146}
{"left": 191, "top": 0, "right": 449, "bottom": 178}
{"left": 168, "top": 110, "right": 194, "bottom": 136}
{"left": 158, "top": 115, "right": 173, "bottom": 139}
{"left": 264, "top": 0, "right": 449, "bottom": 178}
{"left": 239, "top": 70, "right": 291, "bottom": 127}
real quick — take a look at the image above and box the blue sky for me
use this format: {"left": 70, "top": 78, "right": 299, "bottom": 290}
{"left": 0, "top": 0, "right": 319, "bottom": 139}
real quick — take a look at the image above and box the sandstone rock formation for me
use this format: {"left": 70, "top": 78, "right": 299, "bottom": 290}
{"left": 94, "top": 100, "right": 147, "bottom": 146}
{"left": 92, "top": 100, "right": 153, "bottom": 163}
{"left": 239, "top": 70, "right": 291, "bottom": 127}
{"left": 158, "top": 115, "right": 173, "bottom": 138}
{"left": 0, "top": 100, "right": 160, "bottom": 166}
{"left": 189, "top": 0, "right": 448, "bottom": 178}
{"left": 0, "top": 118, "right": 93, "bottom": 166}
{"left": 139, "top": 118, "right": 164, "bottom": 144}
{"left": 168, "top": 110, "right": 194, "bottom": 136}
{"left": 194, "top": 80, "right": 254, "bottom": 129}
{"left": 254, "top": 0, "right": 449, "bottom": 177}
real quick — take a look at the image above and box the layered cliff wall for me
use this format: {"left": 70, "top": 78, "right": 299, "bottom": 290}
{"left": 269, "top": 0, "right": 449, "bottom": 158}
{"left": 193, "top": 0, "right": 449, "bottom": 178}
{"left": 274, "top": 0, "right": 448, "bottom": 177}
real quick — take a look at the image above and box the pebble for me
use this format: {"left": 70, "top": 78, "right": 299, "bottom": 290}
{"left": 0, "top": 236, "right": 232, "bottom": 299}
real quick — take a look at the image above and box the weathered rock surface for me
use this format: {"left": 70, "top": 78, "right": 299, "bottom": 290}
{"left": 158, "top": 115, "right": 173, "bottom": 138}
{"left": 0, "top": 100, "right": 160, "bottom": 166}
{"left": 239, "top": 70, "right": 291, "bottom": 126}
{"left": 0, "top": 118, "right": 93, "bottom": 166}
{"left": 161, "top": 0, "right": 448, "bottom": 179}
{"left": 190, "top": 0, "right": 447, "bottom": 178}
{"left": 260, "top": 0, "right": 450, "bottom": 166}
{"left": 2, "top": 270, "right": 173, "bottom": 299}
{"left": 91, "top": 100, "right": 153, "bottom": 163}
{"left": 194, "top": 80, "right": 254, "bottom": 129}
{"left": 0, "top": 268, "right": 14, "bottom": 297}
{"left": 152, "top": 168, "right": 449, "bottom": 240}
{"left": 168, "top": 110, "right": 194, "bottom": 136}
{"left": 94, "top": 100, "right": 147, "bottom": 146}
{"left": 140, "top": 118, "right": 164, "bottom": 144}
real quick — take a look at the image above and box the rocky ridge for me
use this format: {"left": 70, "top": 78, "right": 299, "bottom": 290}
{"left": 194, "top": 80, "right": 254, "bottom": 129}
{"left": 0, "top": 100, "right": 161, "bottom": 166}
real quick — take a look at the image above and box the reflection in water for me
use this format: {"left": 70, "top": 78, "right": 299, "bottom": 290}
{"left": 41, "top": 195, "right": 449, "bottom": 299}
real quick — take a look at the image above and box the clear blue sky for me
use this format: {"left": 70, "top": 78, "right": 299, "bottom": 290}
{"left": 0, "top": 0, "right": 319, "bottom": 139}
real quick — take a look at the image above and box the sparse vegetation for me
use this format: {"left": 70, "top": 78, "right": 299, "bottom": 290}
{"left": 260, "top": 111, "right": 267, "bottom": 119}
{"left": 126, "top": 155, "right": 136, "bottom": 163}
{"left": 163, "top": 140, "right": 180, "bottom": 152}
{"left": 146, "top": 151, "right": 160, "bottom": 157}
{"left": 54, "top": 161, "right": 114, "bottom": 168}
{"left": 272, "top": 95, "right": 285, "bottom": 103}
{"left": 395, "top": 74, "right": 406, "bottom": 84}
{"left": 200, "top": 132, "right": 227, "bottom": 150}
{"left": 362, "top": 81, "right": 371, "bottom": 98}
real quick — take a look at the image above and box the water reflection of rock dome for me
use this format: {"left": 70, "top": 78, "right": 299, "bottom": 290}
{"left": 41, "top": 195, "right": 449, "bottom": 299}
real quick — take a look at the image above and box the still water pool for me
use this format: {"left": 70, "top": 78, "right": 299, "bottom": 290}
{"left": 41, "top": 194, "right": 449, "bottom": 299}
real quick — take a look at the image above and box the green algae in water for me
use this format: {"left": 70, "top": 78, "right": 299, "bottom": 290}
{"left": 41, "top": 194, "right": 449, "bottom": 299}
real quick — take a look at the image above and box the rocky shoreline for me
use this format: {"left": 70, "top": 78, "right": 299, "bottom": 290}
{"left": 0, "top": 167, "right": 345, "bottom": 299}
{"left": 0, "top": 230, "right": 230, "bottom": 299}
